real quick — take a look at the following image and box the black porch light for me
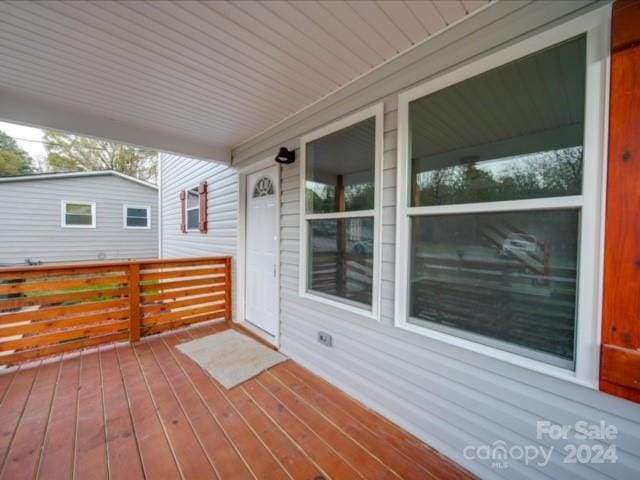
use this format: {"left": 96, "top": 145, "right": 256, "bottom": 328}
{"left": 275, "top": 147, "right": 295, "bottom": 164}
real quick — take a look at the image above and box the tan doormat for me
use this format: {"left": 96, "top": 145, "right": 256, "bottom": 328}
{"left": 176, "top": 329, "right": 287, "bottom": 389}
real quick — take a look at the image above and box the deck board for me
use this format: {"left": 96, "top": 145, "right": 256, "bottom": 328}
{"left": 283, "top": 361, "right": 476, "bottom": 480}
{"left": 184, "top": 327, "right": 324, "bottom": 478}
{"left": 134, "top": 341, "right": 218, "bottom": 479}
{"left": 257, "top": 372, "right": 395, "bottom": 479}
{"left": 115, "top": 342, "right": 182, "bottom": 479}
{"left": 0, "top": 367, "right": 17, "bottom": 404}
{"left": 150, "top": 331, "right": 254, "bottom": 480}
{"left": 173, "top": 326, "right": 289, "bottom": 480}
{"left": 0, "top": 322, "right": 475, "bottom": 479}
{"left": 0, "top": 360, "right": 59, "bottom": 480}
{"left": 0, "top": 363, "right": 40, "bottom": 472}
{"left": 268, "top": 366, "right": 433, "bottom": 480}
{"left": 100, "top": 345, "right": 145, "bottom": 480}
{"left": 37, "top": 354, "right": 80, "bottom": 480}
{"left": 74, "top": 350, "right": 108, "bottom": 480}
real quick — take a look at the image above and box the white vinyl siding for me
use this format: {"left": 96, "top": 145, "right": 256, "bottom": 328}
{"left": 160, "top": 153, "right": 238, "bottom": 258}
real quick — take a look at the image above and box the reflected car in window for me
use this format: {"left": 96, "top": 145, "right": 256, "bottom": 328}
{"left": 500, "top": 233, "right": 540, "bottom": 258}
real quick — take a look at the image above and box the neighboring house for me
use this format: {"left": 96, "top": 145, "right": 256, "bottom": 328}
{"left": 0, "top": 171, "right": 158, "bottom": 263}
{"left": 155, "top": 4, "right": 640, "bottom": 479}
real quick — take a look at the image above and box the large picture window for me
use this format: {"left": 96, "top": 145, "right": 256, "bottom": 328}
{"left": 396, "top": 11, "right": 609, "bottom": 382}
{"left": 300, "top": 105, "right": 383, "bottom": 317}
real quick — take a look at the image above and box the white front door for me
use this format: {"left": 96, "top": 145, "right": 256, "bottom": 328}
{"left": 245, "top": 166, "right": 279, "bottom": 336}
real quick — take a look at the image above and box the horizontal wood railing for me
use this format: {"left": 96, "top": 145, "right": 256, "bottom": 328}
{"left": 0, "top": 256, "right": 232, "bottom": 365}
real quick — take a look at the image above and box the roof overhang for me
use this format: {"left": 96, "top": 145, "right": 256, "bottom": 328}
{"left": 0, "top": 87, "right": 231, "bottom": 164}
{"left": 0, "top": 1, "right": 490, "bottom": 164}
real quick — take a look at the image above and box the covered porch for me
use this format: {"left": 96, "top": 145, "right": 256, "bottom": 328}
{"left": 1, "top": 1, "right": 639, "bottom": 479}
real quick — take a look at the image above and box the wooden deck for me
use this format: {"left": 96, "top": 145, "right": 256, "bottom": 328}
{"left": 0, "top": 322, "right": 474, "bottom": 480}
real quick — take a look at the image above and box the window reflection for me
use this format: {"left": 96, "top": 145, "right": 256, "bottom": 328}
{"left": 409, "top": 210, "right": 579, "bottom": 367}
{"left": 305, "top": 117, "right": 375, "bottom": 213}
{"left": 413, "top": 147, "right": 583, "bottom": 206}
{"left": 409, "top": 36, "right": 586, "bottom": 207}
{"left": 308, "top": 218, "right": 374, "bottom": 307}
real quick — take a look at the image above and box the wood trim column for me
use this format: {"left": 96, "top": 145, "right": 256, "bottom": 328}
{"left": 600, "top": 0, "right": 640, "bottom": 403}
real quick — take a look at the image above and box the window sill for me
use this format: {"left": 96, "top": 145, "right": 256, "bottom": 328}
{"left": 300, "top": 290, "right": 378, "bottom": 321}
{"left": 62, "top": 224, "right": 96, "bottom": 229}
{"left": 395, "top": 319, "right": 597, "bottom": 389}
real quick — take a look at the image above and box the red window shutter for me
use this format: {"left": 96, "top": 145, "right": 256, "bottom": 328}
{"left": 179, "top": 190, "right": 187, "bottom": 233}
{"left": 600, "top": 0, "right": 640, "bottom": 404}
{"left": 198, "top": 181, "right": 208, "bottom": 234}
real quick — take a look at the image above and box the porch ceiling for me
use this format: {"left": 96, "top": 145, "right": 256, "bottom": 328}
{"left": 0, "top": 0, "right": 488, "bottom": 163}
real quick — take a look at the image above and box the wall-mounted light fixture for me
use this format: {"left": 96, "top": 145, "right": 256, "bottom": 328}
{"left": 275, "top": 147, "right": 295, "bottom": 164}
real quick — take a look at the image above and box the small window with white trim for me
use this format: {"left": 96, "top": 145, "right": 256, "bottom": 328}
{"left": 300, "top": 104, "right": 383, "bottom": 318}
{"left": 186, "top": 187, "right": 200, "bottom": 231}
{"left": 396, "top": 12, "right": 609, "bottom": 380}
{"left": 124, "top": 205, "right": 150, "bottom": 229}
{"left": 62, "top": 201, "right": 95, "bottom": 228}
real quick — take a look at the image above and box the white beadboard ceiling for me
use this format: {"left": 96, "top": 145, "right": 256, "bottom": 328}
{"left": 0, "top": 0, "right": 488, "bottom": 163}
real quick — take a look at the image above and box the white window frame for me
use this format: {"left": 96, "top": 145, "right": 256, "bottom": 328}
{"left": 299, "top": 103, "right": 384, "bottom": 320}
{"left": 186, "top": 186, "right": 200, "bottom": 232}
{"left": 123, "top": 204, "right": 151, "bottom": 229}
{"left": 395, "top": 6, "right": 611, "bottom": 387}
{"left": 61, "top": 200, "right": 96, "bottom": 228}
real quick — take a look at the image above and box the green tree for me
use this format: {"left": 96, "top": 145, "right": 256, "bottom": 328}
{"left": 0, "top": 130, "right": 33, "bottom": 176}
{"left": 44, "top": 131, "right": 158, "bottom": 183}
{"left": 451, "top": 164, "right": 500, "bottom": 203}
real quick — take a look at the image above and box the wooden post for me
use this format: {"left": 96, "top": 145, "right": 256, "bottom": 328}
{"left": 601, "top": 0, "right": 640, "bottom": 403}
{"left": 224, "top": 257, "right": 232, "bottom": 324}
{"left": 335, "top": 174, "right": 345, "bottom": 212}
{"left": 129, "top": 262, "right": 141, "bottom": 343}
{"left": 335, "top": 175, "right": 347, "bottom": 297}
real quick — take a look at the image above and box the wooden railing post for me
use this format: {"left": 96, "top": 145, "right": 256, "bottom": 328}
{"left": 224, "top": 257, "right": 232, "bottom": 324}
{"left": 129, "top": 262, "right": 141, "bottom": 342}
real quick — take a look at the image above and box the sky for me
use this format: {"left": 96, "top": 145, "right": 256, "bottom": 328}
{"left": 0, "top": 120, "right": 46, "bottom": 160}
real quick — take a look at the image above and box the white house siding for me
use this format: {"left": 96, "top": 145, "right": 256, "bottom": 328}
{"left": 232, "top": 1, "right": 640, "bottom": 479}
{"left": 159, "top": 153, "right": 238, "bottom": 314}
{"left": 0, "top": 174, "right": 157, "bottom": 264}
{"left": 159, "top": 153, "right": 237, "bottom": 258}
